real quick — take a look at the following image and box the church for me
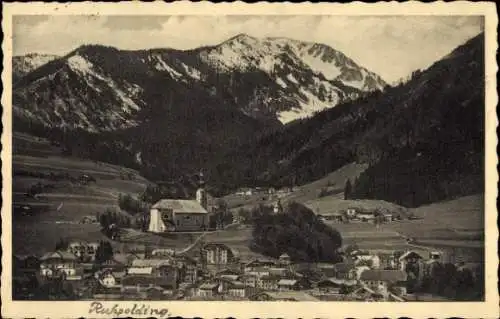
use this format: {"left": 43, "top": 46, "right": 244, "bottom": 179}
{"left": 148, "top": 172, "right": 210, "bottom": 233}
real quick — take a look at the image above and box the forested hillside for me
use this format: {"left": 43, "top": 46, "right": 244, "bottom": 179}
{"left": 210, "top": 33, "right": 484, "bottom": 206}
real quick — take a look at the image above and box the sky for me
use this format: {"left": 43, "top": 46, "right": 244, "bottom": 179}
{"left": 13, "top": 15, "right": 483, "bottom": 83}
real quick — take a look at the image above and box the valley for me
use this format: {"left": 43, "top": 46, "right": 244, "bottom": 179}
{"left": 10, "top": 28, "right": 486, "bottom": 303}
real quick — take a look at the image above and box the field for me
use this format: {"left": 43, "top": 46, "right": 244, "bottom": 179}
{"left": 318, "top": 194, "right": 485, "bottom": 262}
{"left": 221, "top": 159, "right": 484, "bottom": 263}
{"left": 224, "top": 162, "right": 368, "bottom": 212}
{"left": 11, "top": 133, "right": 151, "bottom": 256}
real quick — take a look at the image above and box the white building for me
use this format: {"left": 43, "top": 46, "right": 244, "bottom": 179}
{"left": 149, "top": 171, "right": 210, "bottom": 233}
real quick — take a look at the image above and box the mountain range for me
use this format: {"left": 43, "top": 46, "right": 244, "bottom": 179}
{"left": 12, "top": 32, "right": 484, "bottom": 206}
{"left": 209, "top": 32, "right": 484, "bottom": 206}
{"left": 13, "top": 33, "right": 386, "bottom": 132}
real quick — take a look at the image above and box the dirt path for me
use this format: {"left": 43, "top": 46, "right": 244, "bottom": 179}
{"left": 177, "top": 232, "right": 208, "bottom": 254}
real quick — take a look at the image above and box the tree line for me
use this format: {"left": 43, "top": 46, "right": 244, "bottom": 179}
{"left": 249, "top": 202, "right": 343, "bottom": 263}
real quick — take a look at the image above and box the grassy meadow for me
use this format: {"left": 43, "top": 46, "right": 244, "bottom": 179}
{"left": 11, "top": 133, "right": 149, "bottom": 256}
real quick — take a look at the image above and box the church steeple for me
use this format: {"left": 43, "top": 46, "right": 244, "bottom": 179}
{"left": 198, "top": 169, "right": 205, "bottom": 187}
{"left": 273, "top": 199, "right": 283, "bottom": 214}
{"left": 196, "top": 170, "right": 207, "bottom": 209}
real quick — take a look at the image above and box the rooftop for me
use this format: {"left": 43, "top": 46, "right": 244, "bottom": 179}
{"left": 278, "top": 279, "right": 298, "bottom": 286}
{"left": 131, "top": 259, "right": 173, "bottom": 268}
{"left": 199, "top": 283, "right": 219, "bottom": 290}
{"left": 128, "top": 267, "right": 153, "bottom": 275}
{"left": 40, "top": 251, "right": 77, "bottom": 261}
{"left": 152, "top": 199, "right": 208, "bottom": 214}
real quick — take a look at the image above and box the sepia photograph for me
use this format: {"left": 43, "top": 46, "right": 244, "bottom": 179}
{"left": 2, "top": 2, "right": 498, "bottom": 318}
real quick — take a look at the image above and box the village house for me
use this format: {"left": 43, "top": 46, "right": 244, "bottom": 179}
{"left": 240, "top": 274, "right": 258, "bottom": 288}
{"left": 197, "top": 283, "right": 219, "bottom": 297}
{"left": 151, "top": 248, "right": 176, "bottom": 258}
{"left": 316, "top": 278, "right": 345, "bottom": 294}
{"left": 332, "top": 262, "right": 357, "bottom": 280}
{"left": 278, "top": 253, "right": 292, "bottom": 266}
{"left": 130, "top": 259, "right": 178, "bottom": 276}
{"left": 96, "top": 269, "right": 124, "bottom": 288}
{"left": 244, "top": 259, "right": 276, "bottom": 272}
{"left": 202, "top": 243, "right": 237, "bottom": 267}
{"left": 175, "top": 256, "right": 199, "bottom": 284}
{"left": 210, "top": 277, "right": 234, "bottom": 294}
{"left": 377, "top": 252, "right": 399, "bottom": 269}
{"left": 121, "top": 275, "right": 176, "bottom": 297}
{"left": 226, "top": 281, "right": 251, "bottom": 298}
{"left": 346, "top": 208, "right": 357, "bottom": 218}
{"left": 357, "top": 212, "right": 376, "bottom": 222}
{"left": 128, "top": 266, "right": 154, "bottom": 275}
{"left": 277, "top": 278, "right": 309, "bottom": 291}
{"left": 399, "top": 251, "right": 424, "bottom": 283}
{"left": 354, "top": 253, "right": 381, "bottom": 269}
{"left": 40, "top": 251, "right": 82, "bottom": 279}
{"left": 218, "top": 273, "right": 240, "bottom": 282}
{"left": 399, "top": 251, "right": 424, "bottom": 270}
{"left": 359, "top": 269, "right": 408, "bottom": 297}
{"left": 99, "top": 255, "right": 128, "bottom": 272}
{"left": 383, "top": 213, "right": 394, "bottom": 222}
{"left": 67, "top": 241, "right": 99, "bottom": 262}
{"left": 125, "top": 258, "right": 180, "bottom": 292}
{"left": 246, "top": 266, "right": 271, "bottom": 278}
{"left": 216, "top": 268, "right": 241, "bottom": 277}
{"left": 273, "top": 200, "right": 284, "bottom": 214}
{"left": 268, "top": 267, "right": 292, "bottom": 277}
{"left": 258, "top": 275, "right": 281, "bottom": 290}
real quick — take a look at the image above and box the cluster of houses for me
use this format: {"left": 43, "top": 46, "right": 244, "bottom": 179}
{"left": 234, "top": 186, "right": 299, "bottom": 198}
{"left": 319, "top": 207, "right": 398, "bottom": 224}
{"left": 14, "top": 236, "right": 478, "bottom": 301}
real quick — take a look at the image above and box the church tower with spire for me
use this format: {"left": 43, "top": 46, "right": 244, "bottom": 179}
{"left": 196, "top": 170, "right": 208, "bottom": 209}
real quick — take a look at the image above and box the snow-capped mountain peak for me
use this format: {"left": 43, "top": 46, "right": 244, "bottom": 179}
{"left": 13, "top": 33, "right": 387, "bottom": 131}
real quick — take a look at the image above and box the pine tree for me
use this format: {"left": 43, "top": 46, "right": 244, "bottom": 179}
{"left": 344, "top": 179, "right": 353, "bottom": 200}
{"left": 95, "top": 241, "right": 113, "bottom": 264}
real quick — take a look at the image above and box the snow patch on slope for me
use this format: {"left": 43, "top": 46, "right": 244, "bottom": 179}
{"left": 287, "top": 73, "right": 299, "bottom": 84}
{"left": 276, "top": 77, "right": 287, "bottom": 88}
{"left": 67, "top": 54, "right": 140, "bottom": 113}
{"left": 153, "top": 55, "right": 183, "bottom": 79}
{"left": 181, "top": 63, "right": 202, "bottom": 80}
{"left": 277, "top": 88, "right": 335, "bottom": 124}
{"left": 295, "top": 49, "right": 342, "bottom": 80}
